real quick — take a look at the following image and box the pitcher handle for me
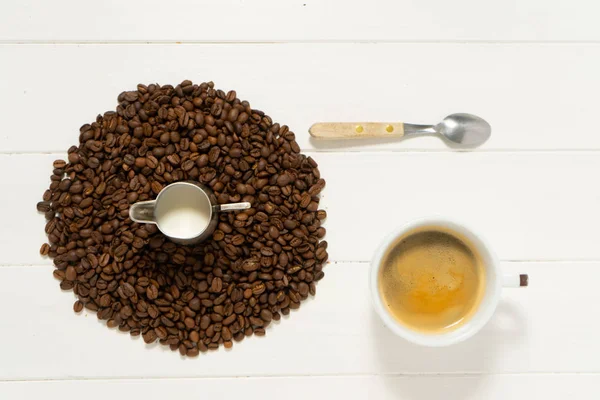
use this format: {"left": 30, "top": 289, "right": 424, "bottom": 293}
{"left": 214, "top": 202, "right": 251, "bottom": 212}
{"left": 129, "top": 200, "right": 157, "bottom": 224}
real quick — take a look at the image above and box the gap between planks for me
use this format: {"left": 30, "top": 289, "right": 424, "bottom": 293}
{"left": 3, "top": 40, "right": 600, "bottom": 45}
{"left": 3, "top": 372, "right": 600, "bottom": 383}
{"left": 4, "top": 149, "right": 600, "bottom": 156}
{"left": 4, "top": 261, "right": 600, "bottom": 268}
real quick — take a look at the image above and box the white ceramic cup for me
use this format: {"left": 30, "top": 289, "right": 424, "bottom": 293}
{"left": 370, "top": 217, "right": 527, "bottom": 347}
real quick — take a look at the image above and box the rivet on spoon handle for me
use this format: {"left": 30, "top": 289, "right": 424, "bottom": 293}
{"left": 309, "top": 122, "right": 405, "bottom": 139}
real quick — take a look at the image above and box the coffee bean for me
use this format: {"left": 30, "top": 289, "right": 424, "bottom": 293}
{"left": 146, "top": 284, "right": 158, "bottom": 299}
{"left": 316, "top": 247, "right": 328, "bottom": 261}
{"left": 184, "top": 317, "right": 195, "bottom": 329}
{"left": 58, "top": 179, "right": 72, "bottom": 192}
{"left": 223, "top": 314, "right": 236, "bottom": 326}
{"left": 87, "top": 157, "right": 100, "bottom": 169}
{"left": 298, "top": 282, "right": 310, "bottom": 297}
{"left": 135, "top": 157, "right": 146, "bottom": 168}
{"left": 226, "top": 90, "right": 236, "bottom": 102}
{"left": 308, "top": 179, "right": 326, "bottom": 196}
{"left": 200, "top": 315, "right": 211, "bottom": 330}
{"left": 276, "top": 173, "right": 291, "bottom": 187}
{"left": 210, "top": 277, "right": 223, "bottom": 293}
{"left": 36, "top": 201, "right": 51, "bottom": 212}
{"left": 300, "top": 193, "right": 311, "bottom": 208}
{"left": 241, "top": 258, "right": 260, "bottom": 272}
{"left": 99, "top": 253, "right": 110, "bottom": 267}
{"left": 182, "top": 160, "right": 195, "bottom": 171}
{"left": 114, "top": 244, "right": 128, "bottom": 258}
{"left": 40, "top": 243, "right": 50, "bottom": 256}
{"left": 260, "top": 309, "right": 273, "bottom": 322}
{"left": 151, "top": 181, "right": 163, "bottom": 194}
{"left": 73, "top": 300, "right": 84, "bottom": 313}
{"left": 65, "top": 266, "right": 77, "bottom": 281}
{"left": 39, "top": 80, "right": 326, "bottom": 356}
{"left": 252, "top": 283, "right": 266, "bottom": 296}
{"left": 122, "top": 282, "right": 135, "bottom": 297}
{"left": 208, "top": 147, "right": 220, "bottom": 163}
{"left": 143, "top": 330, "right": 157, "bottom": 344}
{"left": 189, "top": 297, "right": 201, "bottom": 311}
{"left": 187, "top": 347, "right": 200, "bottom": 357}
{"left": 53, "top": 159, "right": 67, "bottom": 169}
{"left": 99, "top": 294, "right": 112, "bottom": 307}
{"left": 155, "top": 326, "right": 168, "bottom": 340}
{"left": 268, "top": 226, "right": 280, "bottom": 239}
{"left": 189, "top": 331, "right": 200, "bottom": 343}
{"left": 213, "top": 230, "right": 225, "bottom": 241}
{"left": 283, "top": 219, "right": 297, "bottom": 230}
{"left": 260, "top": 247, "right": 274, "bottom": 256}
{"left": 231, "top": 234, "right": 245, "bottom": 246}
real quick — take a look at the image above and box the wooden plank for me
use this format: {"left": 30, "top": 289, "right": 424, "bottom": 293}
{"left": 0, "top": 262, "right": 597, "bottom": 380}
{"left": 15, "top": 152, "right": 600, "bottom": 266}
{"left": 1, "top": 0, "right": 599, "bottom": 42}
{"left": 2, "top": 375, "right": 600, "bottom": 399}
{"left": 1, "top": 44, "right": 600, "bottom": 153}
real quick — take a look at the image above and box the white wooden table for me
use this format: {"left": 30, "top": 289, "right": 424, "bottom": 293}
{"left": 1, "top": 1, "right": 600, "bottom": 398}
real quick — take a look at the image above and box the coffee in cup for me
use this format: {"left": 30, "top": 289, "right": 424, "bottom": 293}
{"left": 378, "top": 228, "right": 485, "bottom": 334}
{"left": 371, "top": 217, "right": 528, "bottom": 346}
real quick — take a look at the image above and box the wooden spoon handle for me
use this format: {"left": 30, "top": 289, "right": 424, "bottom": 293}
{"left": 309, "top": 122, "right": 405, "bottom": 139}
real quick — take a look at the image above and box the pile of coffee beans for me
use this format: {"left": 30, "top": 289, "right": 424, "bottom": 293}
{"left": 37, "top": 81, "right": 327, "bottom": 356}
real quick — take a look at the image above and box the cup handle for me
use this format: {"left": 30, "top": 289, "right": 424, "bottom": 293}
{"left": 214, "top": 202, "right": 252, "bottom": 212}
{"left": 129, "top": 200, "right": 157, "bottom": 224}
{"left": 503, "top": 273, "right": 529, "bottom": 288}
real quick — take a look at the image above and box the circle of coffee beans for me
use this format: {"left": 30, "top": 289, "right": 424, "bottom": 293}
{"left": 37, "top": 81, "right": 327, "bottom": 356}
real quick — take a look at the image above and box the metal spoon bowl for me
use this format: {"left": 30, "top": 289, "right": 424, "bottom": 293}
{"left": 433, "top": 113, "right": 491, "bottom": 147}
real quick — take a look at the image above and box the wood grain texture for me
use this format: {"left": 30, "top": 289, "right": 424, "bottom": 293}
{"left": 309, "top": 122, "right": 405, "bottom": 139}
{"left": 16, "top": 152, "right": 600, "bottom": 266}
{"left": 0, "top": 262, "right": 598, "bottom": 380}
{"left": 2, "top": 375, "right": 600, "bottom": 399}
{"left": 1, "top": 0, "right": 599, "bottom": 42}
{"left": 2, "top": 44, "right": 600, "bottom": 152}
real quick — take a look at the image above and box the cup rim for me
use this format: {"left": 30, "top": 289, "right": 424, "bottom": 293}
{"left": 155, "top": 181, "right": 213, "bottom": 240}
{"left": 370, "top": 216, "right": 502, "bottom": 347}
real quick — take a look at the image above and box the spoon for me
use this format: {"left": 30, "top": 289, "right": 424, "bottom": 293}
{"left": 309, "top": 113, "right": 491, "bottom": 147}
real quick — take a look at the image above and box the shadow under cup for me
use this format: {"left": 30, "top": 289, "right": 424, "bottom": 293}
{"left": 370, "top": 218, "right": 503, "bottom": 347}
